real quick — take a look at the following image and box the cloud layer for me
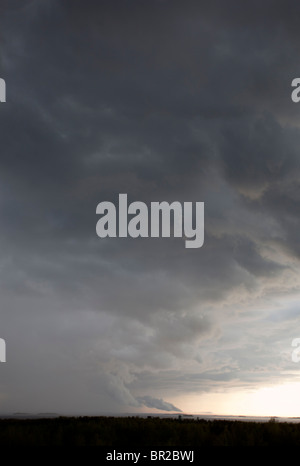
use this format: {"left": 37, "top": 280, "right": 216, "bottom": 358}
{"left": 0, "top": 0, "right": 300, "bottom": 415}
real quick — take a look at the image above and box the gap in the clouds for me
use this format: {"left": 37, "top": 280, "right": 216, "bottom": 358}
{"left": 175, "top": 381, "right": 300, "bottom": 419}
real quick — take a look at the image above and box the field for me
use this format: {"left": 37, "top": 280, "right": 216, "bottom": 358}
{"left": 0, "top": 415, "right": 300, "bottom": 446}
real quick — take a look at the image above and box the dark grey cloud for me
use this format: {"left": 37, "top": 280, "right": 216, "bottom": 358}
{"left": 0, "top": 0, "right": 300, "bottom": 416}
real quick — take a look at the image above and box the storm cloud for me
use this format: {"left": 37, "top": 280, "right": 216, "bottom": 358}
{"left": 0, "top": 0, "right": 300, "bottom": 416}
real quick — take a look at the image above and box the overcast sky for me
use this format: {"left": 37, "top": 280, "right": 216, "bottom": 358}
{"left": 1, "top": 0, "right": 300, "bottom": 417}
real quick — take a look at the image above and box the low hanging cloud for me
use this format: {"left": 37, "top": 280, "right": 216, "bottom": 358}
{"left": 136, "top": 395, "right": 182, "bottom": 413}
{"left": 103, "top": 370, "right": 182, "bottom": 412}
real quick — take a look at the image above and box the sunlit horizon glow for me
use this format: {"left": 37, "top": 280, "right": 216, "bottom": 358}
{"left": 170, "top": 381, "right": 300, "bottom": 418}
